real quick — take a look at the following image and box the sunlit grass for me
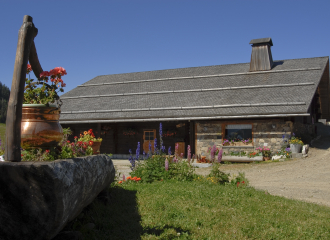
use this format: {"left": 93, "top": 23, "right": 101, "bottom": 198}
{"left": 0, "top": 123, "right": 5, "bottom": 147}
{"left": 66, "top": 180, "right": 330, "bottom": 239}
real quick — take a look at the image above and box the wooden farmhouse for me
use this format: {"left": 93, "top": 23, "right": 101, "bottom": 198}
{"left": 60, "top": 38, "right": 330, "bottom": 158}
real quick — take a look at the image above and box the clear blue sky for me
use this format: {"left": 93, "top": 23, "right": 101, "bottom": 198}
{"left": 1, "top": 0, "right": 329, "bottom": 95}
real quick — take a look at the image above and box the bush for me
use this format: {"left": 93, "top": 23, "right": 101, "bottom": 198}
{"left": 231, "top": 172, "right": 249, "bottom": 187}
{"left": 130, "top": 154, "right": 196, "bottom": 183}
{"left": 207, "top": 162, "right": 229, "bottom": 184}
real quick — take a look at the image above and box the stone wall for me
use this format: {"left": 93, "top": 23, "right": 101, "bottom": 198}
{"left": 195, "top": 120, "right": 294, "bottom": 157}
{"left": 196, "top": 121, "right": 222, "bottom": 157}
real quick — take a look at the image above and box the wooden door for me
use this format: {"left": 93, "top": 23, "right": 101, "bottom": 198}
{"left": 143, "top": 129, "right": 156, "bottom": 153}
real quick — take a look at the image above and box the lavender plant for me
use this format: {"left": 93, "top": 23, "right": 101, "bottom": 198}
{"left": 128, "top": 149, "right": 135, "bottom": 170}
{"left": 168, "top": 146, "right": 172, "bottom": 156}
{"left": 218, "top": 149, "right": 223, "bottom": 163}
{"left": 159, "top": 123, "right": 163, "bottom": 153}
{"left": 210, "top": 145, "right": 217, "bottom": 162}
{"left": 136, "top": 142, "right": 140, "bottom": 160}
{"left": 187, "top": 145, "right": 191, "bottom": 165}
{"left": 148, "top": 142, "right": 152, "bottom": 158}
{"left": 154, "top": 138, "right": 158, "bottom": 154}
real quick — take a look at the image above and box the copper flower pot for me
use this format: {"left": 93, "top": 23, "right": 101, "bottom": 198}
{"left": 21, "top": 104, "right": 63, "bottom": 150}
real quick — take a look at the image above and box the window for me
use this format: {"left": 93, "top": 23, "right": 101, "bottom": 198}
{"left": 225, "top": 124, "right": 252, "bottom": 141}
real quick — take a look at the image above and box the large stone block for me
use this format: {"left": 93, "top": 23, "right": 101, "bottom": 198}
{"left": 0, "top": 154, "right": 115, "bottom": 240}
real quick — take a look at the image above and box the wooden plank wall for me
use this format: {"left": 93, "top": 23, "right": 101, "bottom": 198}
{"left": 61, "top": 121, "right": 190, "bottom": 156}
{"left": 317, "top": 60, "right": 330, "bottom": 121}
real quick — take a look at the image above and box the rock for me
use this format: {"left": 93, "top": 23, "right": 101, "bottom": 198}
{"left": 272, "top": 155, "right": 285, "bottom": 160}
{"left": 0, "top": 154, "right": 115, "bottom": 240}
{"left": 302, "top": 144, "right": 309, "bottom": 154}
{"left": 85, "top": 223, "right": 95, "bottom": 230}
{"left": 53, "top": 231, "right": 83, "bottom": 240}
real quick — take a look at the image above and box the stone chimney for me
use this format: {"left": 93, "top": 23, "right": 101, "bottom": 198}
{"left": 249, "top": 38, "right": 273, "bottom": 72}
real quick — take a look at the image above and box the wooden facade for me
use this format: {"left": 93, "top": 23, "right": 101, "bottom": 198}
{"left": 62, "top": 121, "right": 195, "bottom": 157}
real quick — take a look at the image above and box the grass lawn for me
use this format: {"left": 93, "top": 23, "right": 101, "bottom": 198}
{"left": 0, "top": 123, "right": 5, "bottom": 147}
{"left": 65, "top": 180, "right": 330, "bottom": 239}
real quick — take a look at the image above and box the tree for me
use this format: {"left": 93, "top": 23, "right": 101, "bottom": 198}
{"left": 0, "top": 82, "right": 10, "bottom": 123}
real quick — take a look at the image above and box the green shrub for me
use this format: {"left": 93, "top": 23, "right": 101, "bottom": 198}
{"left": 207, "top": 162, "right": 229, "bottom": 184}
{"left": 231, "top": 172, "right": 249, "bottom": 187}
{"left": 130, "top": 154, "right": 196, "bottom": 183}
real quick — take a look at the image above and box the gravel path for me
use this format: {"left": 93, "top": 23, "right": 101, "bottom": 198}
{"left": 113, "top": 136, "right": 330, "bottom": 207}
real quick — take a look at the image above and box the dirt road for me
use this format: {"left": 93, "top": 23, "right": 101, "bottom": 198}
{"left": 113, "top": 136, "right": 330, "bottom": 207}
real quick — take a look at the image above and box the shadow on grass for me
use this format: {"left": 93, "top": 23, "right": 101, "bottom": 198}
{"left": 61, "top": 186, "right": 142, "bottom": 239}
{"left": 62, "top": 186, "right": 191, "bottom": 239}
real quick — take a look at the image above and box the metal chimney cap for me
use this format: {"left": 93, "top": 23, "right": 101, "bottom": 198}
{"left": 249, "top": 38, "right": 273, "bottom": 46}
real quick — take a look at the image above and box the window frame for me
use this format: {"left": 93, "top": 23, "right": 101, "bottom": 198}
{"left": 221, "top": 122, "right": 253, "bottom": 146}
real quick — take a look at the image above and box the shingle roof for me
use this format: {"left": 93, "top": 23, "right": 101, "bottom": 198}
{"left": 60, "top": 57, "right": 329, "bottom": 123}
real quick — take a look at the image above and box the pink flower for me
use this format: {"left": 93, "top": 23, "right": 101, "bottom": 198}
{"left": 26, "top": 64, "right": 32, "bottom": 74}
{"left": 40, "top": 71, "right": 50, "bottom": 78}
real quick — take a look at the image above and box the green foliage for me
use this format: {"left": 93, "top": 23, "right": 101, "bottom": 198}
{"left": 0, "top": 123, "right": 5, "bottom": 154}
{"left": 130, "top": 154, "right": 196, "bottom": 183}
{"left": 231, "top": 172, "right": 249, "bottom": 186}
{"left": 23, "top": 66, "right": 67, "bottom": 104}
{"left": 0, "top": 82, "right": 10, "bottom": 123}
{"left": 21, "top": 127, "right": 98, "bottom": 161}
{"left": 207, "top": 162, "right": 230, "bottom": 184}
{"left": 273, "top": 146, "right": 292, "bottom": 158}
{"left": 21, "top": 148, "right": 58, "bottom": 162}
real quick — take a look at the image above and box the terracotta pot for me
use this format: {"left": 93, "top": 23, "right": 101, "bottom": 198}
{"left": 21, "top": 104, "right": 63, "bottom": 149}
{"left": 263, "top": 157, "right": 271, "bottom": 161}
{"left": 91, "top": 141, "right": 102, "bottom": 154}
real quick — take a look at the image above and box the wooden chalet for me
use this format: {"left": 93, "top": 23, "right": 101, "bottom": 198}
{"left": 60, "top": 38, "right": 330, "bottom": 158}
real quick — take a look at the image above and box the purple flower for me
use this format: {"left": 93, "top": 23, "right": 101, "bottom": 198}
{"left": 136, "top": 142, "right": 140, "bottom": 160}
{"left": 187, "top": 145, "right": 191, "bottom": 164}
{"left": 128, "top": 149, "right": 135, "bottom": 170}
{"left": 218, "top": 149, "right": 223, "bottom": 163}
{"left": 293, "top": 133, "right": 295, "bottom": 136}
{"left": 123, "top": 174, "right": 126, "bottom": 181}
{"left": 154, "top": 138, "right": 157, "bottom": 154}
{"left": 143, "top": 150, "right": 146, "bottom": 160}
{"left": 159, "top": 123, "right": 163, "bottom": 151}
{"left": 210, "top": 145, "right": 216, "bottom": 162}
{"left": 168, "top": 146, "right": 172, "bottom": 156}
{"left": 148, "top": 142, "right": 152, "bottom": 154}
{"left": 285, "top": 147, "right": 291, "bottom": 152}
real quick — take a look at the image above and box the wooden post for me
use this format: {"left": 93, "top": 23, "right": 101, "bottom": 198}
{"left": 5, "top": 16, "right": 39, "bottom": 162}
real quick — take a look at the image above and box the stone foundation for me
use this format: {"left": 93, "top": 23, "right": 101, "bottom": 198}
{"left": 196, "top": 120, "right": 295, "bottom": 157}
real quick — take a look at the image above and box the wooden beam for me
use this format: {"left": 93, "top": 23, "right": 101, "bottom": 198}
{"left": 5, "top": 15, "right": 38, "bottom": 162}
